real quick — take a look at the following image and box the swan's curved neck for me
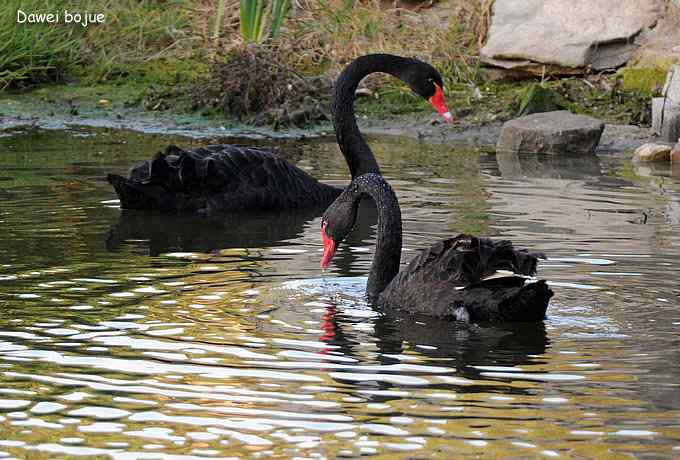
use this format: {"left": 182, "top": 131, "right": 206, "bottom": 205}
{"left": 350, "top": 174, "right": 402, "bottom": 300}
{"left": 333, "top": 54, "right": 412, "bottom": 178}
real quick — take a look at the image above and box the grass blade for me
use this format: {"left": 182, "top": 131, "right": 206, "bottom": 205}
{"left": 269, "top": 0, "right": 290, "bottom": 39}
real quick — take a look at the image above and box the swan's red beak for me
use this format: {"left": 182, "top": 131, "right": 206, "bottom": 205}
{"left": 321, "top": 223, "right": 337, "bottom": 270}
{"left": 429, "top": 83, "right": 453, "bottom": 124}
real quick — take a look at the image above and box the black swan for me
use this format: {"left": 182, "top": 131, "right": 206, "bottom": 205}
{"left": 320, "top": 173, "right": 553, "bottom": 322}
{"left": 106, "top": 54, "right": 453, "bottom": 213}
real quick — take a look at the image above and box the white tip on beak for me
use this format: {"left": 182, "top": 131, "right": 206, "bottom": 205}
{"left": 441, "top": 111, "right": 453, "bottom": 123}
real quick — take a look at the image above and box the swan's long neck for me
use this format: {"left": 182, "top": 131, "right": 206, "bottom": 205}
{"left": 333, "top": 54, "right": 413, "bottom": 178}
{"left": 351, "top": 174, "right": 402, "bottom": 300}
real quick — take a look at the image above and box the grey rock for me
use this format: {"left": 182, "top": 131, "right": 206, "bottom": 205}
{"left": 481, "top": 0, "right": 662, "bottom": 74}
{"left": 652, "top": 97, "right": 665, "bottom": 133}
{"left": 632, "top": 8, "right": 680, "bottom": 67}
{"left": 496, "top": 111, "right": 605, "bottom": 154}
{"left": 660, "top": 109, "right": 680, "bottom": 143}
{"left": 662, "top": 64, "right": 680, "bottom": 109}
{"left": 655, "top": 66, "right": 680, "bottom": 141}
{"left": 632, "top": 143, "right": 672, "bottom": 162}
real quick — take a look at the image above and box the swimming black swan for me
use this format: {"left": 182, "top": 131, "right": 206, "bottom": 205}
{"left": 320, "top": 173, "right": 553, "bottom": 322}
{"left": 107, "top": 54, "right": 453, "bottom": 212}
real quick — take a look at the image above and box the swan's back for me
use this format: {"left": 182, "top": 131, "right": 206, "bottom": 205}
{"left": 379, "top": 234, "right": 553, "bottom": 322}
{"left": 108, "top": 144, "right": 340, "bottom": 213}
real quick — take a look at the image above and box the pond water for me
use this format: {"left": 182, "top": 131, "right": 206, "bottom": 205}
{"left": 0, "top": 127, "right": 679, "bottom": 459}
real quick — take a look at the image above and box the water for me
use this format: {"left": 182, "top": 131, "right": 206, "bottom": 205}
{"left": 1, "top": 127, "right": 680, "bottom": 459}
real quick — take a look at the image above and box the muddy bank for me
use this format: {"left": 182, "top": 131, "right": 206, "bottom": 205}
{"left": 0, "top": 92, "right": 654, "bottom": 153}
{"left": 0, "top": 93, "right": 323, "bottom": 140}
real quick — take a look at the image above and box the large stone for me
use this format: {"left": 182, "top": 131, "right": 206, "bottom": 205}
{"left": 652, "top": 66, "right": 680, "bottom": 141}
{"left": 631, "top": 11, "right": 680, "bottom": 67}
{"left": 661, "top": 65, "right": 680, "bottom": 109}
{"left": 652, "top": 97, "right": 665, "bottom": 133}
{"left": 496, "top": 111, "right": 605, "bottom": 154}
{"left": 481, "top": 0, "right": 662, "bottom": 75}
{"left": 660, "top": 109, "right": 680, "bottom": 144}
{"left": 632, "top": 143, "right": 672, "bottom": 162}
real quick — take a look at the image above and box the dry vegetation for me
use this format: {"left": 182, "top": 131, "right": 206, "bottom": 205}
{"left": 185, "top": 0, "right": 492, "bottom": 123}
{"left": 191, "top": 44, "right": 333, "bottom": 125}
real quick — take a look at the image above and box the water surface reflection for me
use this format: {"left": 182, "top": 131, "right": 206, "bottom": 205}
{"left": 0, "top": 128, "right": 679, "bottom": 458}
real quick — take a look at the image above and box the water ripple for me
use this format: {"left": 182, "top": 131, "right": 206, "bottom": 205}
{"left": 0, "top": 130, "right": 679, "bottom": 458}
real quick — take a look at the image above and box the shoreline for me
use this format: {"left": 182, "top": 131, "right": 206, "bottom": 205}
{"left": 1, "top": 96, "right": 655, "bottom": 155}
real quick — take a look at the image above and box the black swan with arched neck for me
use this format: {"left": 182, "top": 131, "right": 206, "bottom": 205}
{"left": 320, "top": 173, "right": 553, "bottom": 323}
{"left": 106, "top": 54, "right": 453, "bottom": 213}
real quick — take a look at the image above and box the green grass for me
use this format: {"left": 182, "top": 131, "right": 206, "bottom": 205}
{"left": 1, "top": 0, "right": 205, "bottom": 89}
{"left": 0, "top": 0, "right": 84, "bottom": 89}
{"left": 80, "top": 0, "right": 199, "bottom": 83}
{"left": 619, "top": 65, "right": 671, "bottom": 97}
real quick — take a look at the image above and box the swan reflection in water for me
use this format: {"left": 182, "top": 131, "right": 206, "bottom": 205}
{"left": 106, "top": 200, "right": 379, "bottom": 256}
{"left": 106, "top": 54, "right": 452, "bottom": 213}
{"left": 106, "top": 207, "right": 324, "bottom": 256}
{"left": 315, "top": 297, "right": 550, "bottom": 397}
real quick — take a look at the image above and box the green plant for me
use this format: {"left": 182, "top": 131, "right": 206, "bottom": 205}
{"left": 239, "top": 0, "right": 291, "bottom": 43}
{"left": 82, "top": 0, "right": 195, "bottom": 82}
{"left": 289, "top": 0, "right": 483, "bottom": 85}
{"left": 0, "top": 0, "right": 83, "bottom": 89}
{"left": 213, "top": 0, "right": 228, "bottom": 45}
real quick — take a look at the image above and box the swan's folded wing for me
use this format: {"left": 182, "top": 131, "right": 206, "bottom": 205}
{"left": 112, "top": 144, "right": 338, "bottom": 212}
{"left": 454, "top": 278, "right": 553, "bottom": 322}
{"left": 379, "top": 234, "right": 547, "bottom": 317}
{"left": 401, "top": 234, "right": 541, "bottom": 284}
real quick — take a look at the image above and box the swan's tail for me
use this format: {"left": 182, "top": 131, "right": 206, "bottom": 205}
{"left": 461, "top": 278, "right": 553, "bottom": 322}
{"left": 107, "top": 174, "right": 175, "bottom": 212}
{"left": 500, "top": 280, "right": 553, "bottom": 322}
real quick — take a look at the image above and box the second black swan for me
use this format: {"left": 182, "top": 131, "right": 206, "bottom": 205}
{"left": 320, "top": 174, "right": 553, "bottom": 322}
{"left": 107, "top": 54, "right": 453, "bottom": 213}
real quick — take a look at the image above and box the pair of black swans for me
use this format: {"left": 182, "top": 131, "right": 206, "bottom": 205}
{"left": 108, "top": 54, "right": 553, "bottom": 323}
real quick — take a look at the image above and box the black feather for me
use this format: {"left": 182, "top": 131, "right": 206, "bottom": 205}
{"left": 107, "top": 145, "right": 341, "bottom": 213}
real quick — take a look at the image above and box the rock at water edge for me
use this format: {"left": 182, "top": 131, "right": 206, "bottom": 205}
{"left": 671, "top": 142, "right": 680, "bottom": 164}
{"left": 496, "top": 111, "right": 605, "bottom": 154}
{"left": 633, "top": 143, "right": 672, "bottom": 162}
{"left": 660, "top": 109, "right": 680, "bottom": 143}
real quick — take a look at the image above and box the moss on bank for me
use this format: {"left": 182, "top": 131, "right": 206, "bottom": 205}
{"left": 619, "top": 63, "right": 673, "bottom": 97}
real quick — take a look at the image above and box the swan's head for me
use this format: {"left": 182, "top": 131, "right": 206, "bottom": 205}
{"left": 399, "top": 59, "right": 453, "bottom": 124}
{"left": 320, "top": 187, "right": 360, "bottom": 269}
